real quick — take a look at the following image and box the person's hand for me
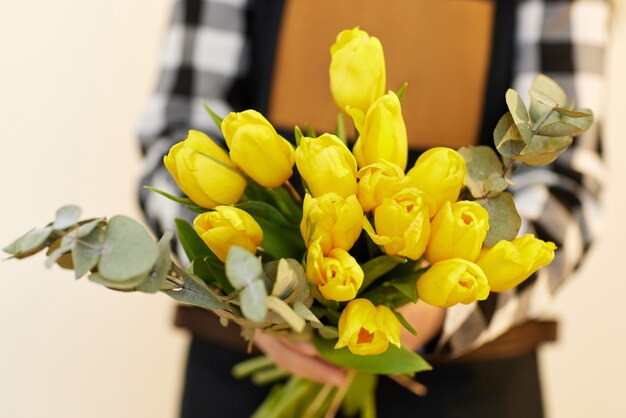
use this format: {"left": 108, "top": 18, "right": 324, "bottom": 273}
{"left": 397, "top": 302, "right": 446, "bottom": 351}
{"left": 253, "top": 331, "right": 347, "bottom": 387}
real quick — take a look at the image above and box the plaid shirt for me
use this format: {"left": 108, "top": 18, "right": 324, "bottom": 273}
{"left": 137, "top": 0, "right": 609, "bottom": 358}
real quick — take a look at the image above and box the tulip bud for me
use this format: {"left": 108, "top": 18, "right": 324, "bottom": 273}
{"left": 357, "top": 160, "right": 408, "bottom": 212}
{"left": 221, "top": 110, "right": 295, "bottom": 188}
{"left": 301, "top": 193, "right": 363, "bottom": 255}
{"left": 306, "top": 240, "right": 364, "bottom": 302}
{"left": 363, "top": 188, "right": 432, "bottom": 260}
{"left": 417, "top": 259, "right": 490, "bottom": 308}
{"left": 335, "top": 299, "right": 401, "bottom": 355}
{"left": 476, "top": 234, "right": 556, "bottom": 292}
{"left": 330, "top": 27, "right": 386, "bottom": 113}
{"left": 351, "top": 91, "right": 408, "bottom": 170}
{"left": 426, "top": 201, "right": 489, "bottom": 263}
{"left": 193, "top": 206, "right": 263, "bottom": 262}
{"left": 295, "top": 133, "right": 358, "bottom": 198}
{"left": 163, "top": 130, "right": 247, "bottom": 208}
{"left": 406, "top": 147, "right": 466, "bottom": 215}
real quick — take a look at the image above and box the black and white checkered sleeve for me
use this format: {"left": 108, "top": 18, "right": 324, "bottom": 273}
{"left": 136, "top": 0, "right": 249, "bottom": 256}
{"left": 438, "top": 0, "right": 610, "bottom": 357}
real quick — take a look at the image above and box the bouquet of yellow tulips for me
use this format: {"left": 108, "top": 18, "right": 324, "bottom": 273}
{"left": 5, "top": 27, "right": 593, "bottom": 417}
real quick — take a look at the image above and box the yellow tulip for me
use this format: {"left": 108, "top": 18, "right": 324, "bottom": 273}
{"left": 351, "top": 91, "right": 408, "bottom": 170}
{"left": 335, "top": 299, "right": 401, "bottom": 355}
{"left": 357, "top": 160, "right": 408, "bottom": 212}
{"left": 194, "top": 206, "right": 263, "bottom": 262}
{"left": 306, "top": 240, "right": 364, "bottom": 302}
{"left": 295, "top": 133, "right": 358, "bottom": 198}
{"left": 406, "top": 147, "right": 466, "bottom": 215}
{"left": 363, "top": 188, "right": 432, "bottom": 260}
{"left": 476, "top": 234, "right": 557, "bottom": 292}
{"left": 300, "top": 193, "right": 363, "bottom": 255}
{"left": 330, "top": 27, "right": 386, "bottom": 113}
{"left": 221, "top": 110, "right": 295, "bottom": 188}
{"left": 417, "top": 258, "right": 490, "bottom": 308}
{"left": 426, "top": 201, "right": 490, "bottom": 263}
{"left": 163, "top": 130, "right": 247, "bottom": 208}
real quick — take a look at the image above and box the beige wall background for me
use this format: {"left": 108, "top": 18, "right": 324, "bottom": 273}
{"left": 0, "top": 1, "right": 624, "bottom": 417}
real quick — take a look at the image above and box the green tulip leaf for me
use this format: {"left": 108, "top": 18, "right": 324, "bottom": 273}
{"left": 98, "top": 216, "right": 159, "bottom": 282}
{"left": 237, "top": 202, "right": 305, "bottom": 259}
{"left": 201, "top": 99, "right": 224, "bottom": 130}
{"left": 493, "top": 113, "right": 526, "bottom": 158}
{"left": 144, "top": 186, "right": 198, "bottom": 207}
{"left": 458, "top": 146, "right": 505, "bottom": 198}
{"left": 236, "top": 201, "right": 294, "bottom": 228}
{"left": 505, "top": 89, "right": 533, "bottom": 142}
{"left": 266, "top": 296, "right": 305, "bottom": 332}
{"left": 164, "top": 264, "right": 226, "bottom": 310}
{"left": 394, "top": 310, "right": 417, "bottom": 336}
{"left": 385, "top": 271, "right": 424, "bottom": 304}
{"left": 175, "top": 218, "right": 212, "bottom": 261}
{"left": 188, "top": 254, "right": 234, "bottom": 293}
{"left": 52, "top": 205, "right": 82, "bottom": 230}
{"left": 265, "top": 187, "right": 304, "bottom": 225}
{"left": 336, "top": 113, "right": 347, "bottom": 144}
{"left": 306, "top": 123, "right": 317, "bottom": 138}
{"left": 72, "top": 226, "right": 104, "bottom": 278}
{"left": 294, "top": 126, "right": 304, "bottom": 146}
{"left": 479, "top": 192, "right": 521, "bottom": 247}
{"left": 358, "top": 255, "right": 407, "bottom": 294}
{"left": 314, "top": 334, "right": 432, "bottom": 375}
{"left": 136, "top": 231, "right": 173, "bottom": 293}
{"left": 396, "top": 82, "right": 409, "bottom": 101}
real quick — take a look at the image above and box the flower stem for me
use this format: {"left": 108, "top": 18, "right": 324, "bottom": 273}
{"left": 325, "top": 369, "right": 357, "bottom": 418}
{"left": 284, "top": 180, "right": 303, "bottom": 205}
{"left": 389, "top": 374, "right": 428, "bottom": 396}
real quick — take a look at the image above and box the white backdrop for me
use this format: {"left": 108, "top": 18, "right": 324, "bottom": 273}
{"left": 0, "top": 1, "right": 624, "bottom": 417}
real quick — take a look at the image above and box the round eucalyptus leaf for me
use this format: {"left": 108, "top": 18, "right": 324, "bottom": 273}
{"left": 505, "top": 89, "right": 532, "bottom": 142}
{"left": 493, "top": 113, "right": 526, "bottom": 158}
{"left": 536, "top": 121, "right": 583, "bottom": 137}
{"left": 98, "top": 216, "right": 158, "bottom": 282}
{"left": 137, "top": 231, "right": 173, "bottom": 293}
{"left": 73, "top": 227, "right": 104, "bottom": 279}
{"left": 89, "top": 272, "right": 149, "bottom": 290}
{"left": 271, "top": 259, "right": 297, "bottom": 299}
{"left": 53, "top": 205, "right": 82, "bottom": 230}
{"left": 240, "top": 279, "right": 268, "bottom": 323}
{"left": 4, "top": 226, "right": 54, "bottom": 257}
{"left": 226, "top": 246, "right": 263, "bottom": 289}
{"left": 458, "top": 146, "right": 504, "bottom": 198}
{"left": 479, "top": 192, "right": 522, "bottom": 247}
